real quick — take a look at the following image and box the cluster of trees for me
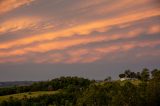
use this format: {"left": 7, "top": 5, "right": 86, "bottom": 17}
{"left": 0, "top": 77, "right": 92, "bottom": 96}
{"left": 119, "top": 68, "right": 157, "bottom": 81}
{"left": 0, "top": 69, "right": 160, "bottom": 106}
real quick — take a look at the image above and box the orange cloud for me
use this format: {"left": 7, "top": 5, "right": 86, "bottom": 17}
{"left": 67, "top": 49, "right": 89, "bottom": 57}
{"left": 68, "top": 0, "right": 107, "bottom": 12}
{"left": 95, "top": 39, "right": 160, "bottom": 54}
{"left": 64, "top": 56, "right": 101, "bottom": 64}
{"left": 0, "top": 39, "right": 160, "bottom": 64}
{"left": 80, "top": 56, "right": 101, "bottom": 63}
{"left": 0, "top": 0, "right": 35, "bottom": 15}
{"left": 127, "top": 28, "right": 144, "bottom": 38}
{"left": 0, "top": 0, "right": 160, "bottom": 64}
{"left": 92, "top": 0, "right": 149, "bottom": 15}
{"left": 0, "top": 27, "right": 146, "bottom": 58}
{"left": 0, "top": 7, "right": 159, "bottom": 49}
{"left": 147, "top": 25, "right": 160, "bottom": 34}
{"left": 63, "top": 40, "right": 160, "bottom": 64}
{"left": 64, "top": 57, "right": 82, "bottom": 64}
{"left": 34, "top": 53, "right": 65, "bottom": 64}
{"left": 0, "top": 49, "right": 25, "bottom": 57}
{"left": 64, "top": 49, "right": 89, "bottom": 64}
{"left": 0, "top": 17, "right": 40, "bottom": 34}
{"left": 0, "top": 57, "right": 26, "bottom": 63}
{"left": 0, "top": 35, "right": 107, "bottom": 57}
{"left": 97, "top": 1, "right": 130, "bottom": 14}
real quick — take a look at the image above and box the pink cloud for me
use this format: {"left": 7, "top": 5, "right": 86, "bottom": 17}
{"left": 0, "top": 0, "right": 35, "bottom": 15}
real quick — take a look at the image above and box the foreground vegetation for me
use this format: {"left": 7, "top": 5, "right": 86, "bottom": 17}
{"left": 0, "top": 68, "right": 160, "bottom": 106}
{"left": 0, "top": 91, "right": 58, "bottom": 102}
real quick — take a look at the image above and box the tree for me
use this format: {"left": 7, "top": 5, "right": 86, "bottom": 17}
{"left": 147, "top": 69, "right": 160, "bottom": 106}
{"left": 136, "top": 72, "right": 141, "bottom": 80}
{"left": 119, "top": 74, "right": 125, "bottom": 78}
{"left": 130, "top": 72, "right": 136, "bottom": 78}
{"left": 104, "top": 76, "right": 112, "bottom": 81}
{"left": 141, "top": 68, "right": 150, "bottom": 81}
{"left": 119, "top": 82, "right": 138, "bottom": 106}
{"left": 125, "top": 70, "right": 131, "bottom": 78}
{"left": 151, "top": 69, "right": 160, "bottom": 79}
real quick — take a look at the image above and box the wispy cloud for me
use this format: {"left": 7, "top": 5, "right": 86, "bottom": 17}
{"left": 1, "top": 38, "right": 160, "bottom": 63}
{"left": 0, "top": 0, "right": 35, "bottom": 15}
{"left": 0, "top": 0, "right": 160, "bottom": 64}
{"left": 0, "top": 17, "right": 40, "bottom": 34}
{"left": 147, "top": 25, "right": 160, "bottom": 34}
{"left": 0, "top": 17, "right": 55, "bottom": 35}
{"left": 0, "top": 7, "right": 159, "bottom": 49}
{"left": 0, "top": 25, "right": 146, "bottom": 58}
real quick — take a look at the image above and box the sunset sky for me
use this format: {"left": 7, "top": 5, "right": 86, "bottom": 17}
{"left": 0, "top": 0, "right": 160, "bottom": 81}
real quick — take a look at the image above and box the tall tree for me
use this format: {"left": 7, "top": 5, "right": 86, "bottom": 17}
{"left": 151, "top": 69, "right": 160, "bottom": 79}
{"left": 141, "top": 68, "right": 150, "bottom": 81}
{"left": 125, "top": 70, "right": 131, "bottom": 78}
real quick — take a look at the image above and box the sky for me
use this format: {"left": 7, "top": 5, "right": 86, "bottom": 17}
{"left": 0, "top": 0, "right": 160, "bottom": 81}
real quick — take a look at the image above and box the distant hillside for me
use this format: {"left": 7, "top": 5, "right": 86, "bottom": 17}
{"left": 0, "top": 81, "right": 36, "bottom": 87}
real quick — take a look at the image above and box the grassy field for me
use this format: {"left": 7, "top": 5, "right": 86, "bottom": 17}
{"left": 0, "top": 91, "right": 59, "bottom": 102}
{"left": 117, "top": 79, "right": 142, "bottom": 86}
{"left": 96, "top": 79, "right": 142, "bottom": 86}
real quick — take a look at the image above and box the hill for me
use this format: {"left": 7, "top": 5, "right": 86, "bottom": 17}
{"left": 0, "top": 81, "right": 36, "bottom": 87}
{"left": 0, "top": 91, "right": 58, "bottom": 102}
{"left": 0, "top": 69, "right": 160, "bottom": 106}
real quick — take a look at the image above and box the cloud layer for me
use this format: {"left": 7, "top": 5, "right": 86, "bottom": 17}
{"left": 0, "top": 0, "right": 160, "bottom": 64}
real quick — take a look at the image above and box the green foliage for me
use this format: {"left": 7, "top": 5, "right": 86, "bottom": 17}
{"left": 0, "top": 91, "right": 58, "bottom": 102}
{"left": 141, "top": 68, "right": 150, "bottom": 82}
{"left": 0, "top": 76, "right": 91, "bottom": 96}
{"left": 0, "top": 69, "right": 160, "bottom": 106}
{"left": 119, "top": 70, "right": 138, "bottom": 79}
{"left": 119, "top": 73, "right": 125, "bottom": 78}
{"left": 104, "top": 76, "right": 112, "bottom": 82}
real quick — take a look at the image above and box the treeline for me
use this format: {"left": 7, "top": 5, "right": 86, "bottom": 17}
{"left": 0, "top": 81, "right": 35, "bottom": 88}
{"left": 119, "top": 68, "right": 159, "bottom": 81}
{"left": 0, "top": 68, "right": 160, "bottom": 106}
{"left": 77, "top": 69, "right": 160, "bottom": 106}
{"left": 0, "top": 77, "right": 92, "bottom": 96}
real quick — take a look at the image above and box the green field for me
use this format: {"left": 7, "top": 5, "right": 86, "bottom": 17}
{"left": 117, "top": 79, "right": 142, "bottom": 86}
{"left": 0, "top": 91, "right": 59, "bottom": 102}
{"left": 96, "top": 79, "right": 142, "bottom": 86}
